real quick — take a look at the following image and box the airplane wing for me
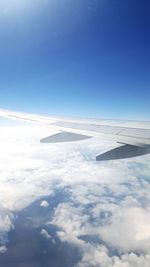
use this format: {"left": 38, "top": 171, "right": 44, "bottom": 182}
{"left": 0, "top": 108, "right": 150, "bottom": 161}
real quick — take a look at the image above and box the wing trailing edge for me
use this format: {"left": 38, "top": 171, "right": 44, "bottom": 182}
{"left": 41, "top": 131, "right": 150, "bottom": 161}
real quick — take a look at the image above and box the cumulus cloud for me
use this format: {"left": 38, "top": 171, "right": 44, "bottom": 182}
{"left": 76, "top": 245, "right": 150, "bottom": 267}
{"left": 0, "top": 124, "right": 150, "bottom": 266}
{"left": 40, "top": 229, "right": 56, "bottom": 244}
{"left": 41, "top": 228, "right": 51, "bottom": 238}
{"left": 40, "top": 200, "right": 49, "bottom": 208}
{"left": 98, "top": 206, "right": 150, "bottom": 253}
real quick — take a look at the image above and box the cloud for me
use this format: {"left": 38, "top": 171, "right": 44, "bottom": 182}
{"left": 0, "top": 246, "right": 7, "bottom": 254}
{"left": 98, "top": 206, "right": 150, "bottom": 253}
{"left": 40, "top": 228, "right": 51, "bottom": 238}
{"left": 0, "top": 124, "right": 150, "bottom": 266}
{"left": 76, "top": 245, "right": 150, "bottom": 267}
{"left": 40, "top": 200, "right": 49, "bottom": 208}
{"left": 0, "top": 210, "right": 14, "bottom": 245}
{"left": 40, "top": 229, "right": 56, "bottom": 245}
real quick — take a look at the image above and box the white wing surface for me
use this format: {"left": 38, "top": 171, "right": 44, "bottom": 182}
{"left": 0, "top": 108, "right": 150, "bottom": 161}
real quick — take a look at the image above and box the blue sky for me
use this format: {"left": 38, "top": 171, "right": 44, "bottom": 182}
{"left": 0, "top": 0, "right": 150, "bottom": 119}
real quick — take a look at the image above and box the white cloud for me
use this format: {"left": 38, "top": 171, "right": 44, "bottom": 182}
{"left": 0, "top": 124, "right": 150, "bottom": 265}
{"left": 76, "top": 245, "right": 112, "bottom": 267}
{"left": 76, "top": 245, "right": 150, "bottom": 267}
{"left": 0, "top": 211, "right": 14, "bottom": 245}
{"left": 99, "top": 206, "right": 150, "bottom": 253}
{"left": 0, "top": 246, "right": 7, "bottom": 254}
{"left": 40, "top": 229, "right": 51, "bottom": 239}
{"left": 51, "top": 202, "right": 89, "bottom": 246}
{"left": 40, "top": 229, "right": 56, "bottom": 244}
{"left": 40, "top": 200, "right": 49, "bottom": 208}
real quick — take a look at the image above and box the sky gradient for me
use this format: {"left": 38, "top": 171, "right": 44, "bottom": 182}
{"left": 0, "top": 0, "right": 150, "bottom": 119}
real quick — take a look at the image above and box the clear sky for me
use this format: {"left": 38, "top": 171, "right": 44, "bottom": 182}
{"left": 0, "top": 0, "right": 150, "bottom": 119}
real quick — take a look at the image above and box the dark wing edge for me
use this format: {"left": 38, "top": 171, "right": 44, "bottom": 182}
{"left": 96, "top": 143, "right": 150, "bottom": 161}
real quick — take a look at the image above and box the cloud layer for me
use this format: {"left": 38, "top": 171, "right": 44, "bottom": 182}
{"left": 0, "top": 125, "right": 150, "bottom": 266}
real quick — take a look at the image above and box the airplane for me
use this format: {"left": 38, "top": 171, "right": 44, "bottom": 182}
{"left": 0, "top": 108, "right": 150, "bottom": 161}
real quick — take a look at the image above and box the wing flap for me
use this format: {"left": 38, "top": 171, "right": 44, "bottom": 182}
{"left": 96, "top": 144, "right": 150, "bottom": 161}
{"left": 40, "top": 131, "right": 91, "bottom": 143}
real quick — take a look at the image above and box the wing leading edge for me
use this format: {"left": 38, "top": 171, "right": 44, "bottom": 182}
{"left": 0, "top": 108, "right": 150, "bottom": 161}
